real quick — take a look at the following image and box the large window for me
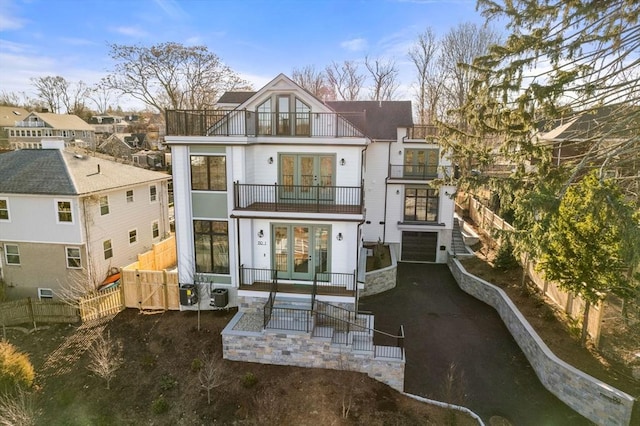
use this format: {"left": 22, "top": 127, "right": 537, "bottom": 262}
{"left": 99, "top": 195, "right": 109, "bottom": 215}
{"left": 0, "top": 198, "right": 9, "bottom": 220}
{"left": 191, "top": 156, "right": 226, "bottom": 191}
{"left": 404, "top": 187, "right": 439, "bottom": 222}
{"left": 66, "top": 247, "right": 82, "bottom": 269}
{"left": 194, "top": 220, "right": 229, "bottom": 274}
{"left": 4, "top": 244, "right": 20, "bottom": 265}
{"left": 56, "top": 200, "right": 73, "bottom": 223}
{"left": 256, "top": 95, "right": 311, "bottom": 136}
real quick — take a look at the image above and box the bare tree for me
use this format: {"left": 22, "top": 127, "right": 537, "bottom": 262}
{"left": 87, "top": 331, "right": 123, "bottom": 390}
{"left": 291, "top": 65, "right": 335, "bottom": 100}
{"left": 0, "top": 91, "right": 35, "bottom": 109}
{"left": 325, "top": 60, "right": 366, "bottom": 101}
{"left": 103, "top": 42, "right": 252, "bottom": 113}
{"left": 439, "top": 22, "right": 500, "bottom": 122}
{"left": 408, "top": 28, "right": 443, "bottom": 124}
{"left": 30, "top": 76, "right": 67, "bottom": 113}
{"left": 364, "top": 56, "right": 399, "bottom": 101}
{"left": 0, "top": 389, "right": 39, "bottom": 426}
{"left": 197, "top": 351, "right": 225, "bottom": 405}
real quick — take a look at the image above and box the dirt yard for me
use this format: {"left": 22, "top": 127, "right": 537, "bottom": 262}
{"left": 5, "top": 309, "right": 476, "bottom": 425}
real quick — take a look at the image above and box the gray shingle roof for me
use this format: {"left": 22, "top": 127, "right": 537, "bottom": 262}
{"left": 0, "top": 149, "right": 170, "bottom": 196}
{"left": 326, "top": 101, "right": 414, "bottom": 140}
{"left": 217, "top": 92, "right": 256, "bottom": 105}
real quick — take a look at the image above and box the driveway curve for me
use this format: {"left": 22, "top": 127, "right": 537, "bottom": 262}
{"left": 360, "top": 263, "right": 591, "bottom": 425}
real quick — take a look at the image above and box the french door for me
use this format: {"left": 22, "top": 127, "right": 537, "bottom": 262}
{"left": 272, "top": 224, "right": 330, "bottom": 280}
{"left": 279, "top": 154, "right": 335, "bottom": 201}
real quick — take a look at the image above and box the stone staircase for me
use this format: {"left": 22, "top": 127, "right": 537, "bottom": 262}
{"left": 451, "top": 218, "right": 468, "bottom": 255}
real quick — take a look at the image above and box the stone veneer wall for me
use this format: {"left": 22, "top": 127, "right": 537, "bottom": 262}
{"left": 361, "top": 248, "right": 397, "bottom": 297}
{"left": 448, "top": 256, "right": 635, "bottom": 426}
{"left": 222, "top": 313, "right": 405, "bottom": 392}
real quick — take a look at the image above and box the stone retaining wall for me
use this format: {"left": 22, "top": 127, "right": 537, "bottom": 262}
{"left": 361, "top": 248, "right": 397, "bottom": 297}
{"left": 222, "top": 313, "right": 405, "bottom": 392}
{"left": 448, "top": 256, "right": 635, "bottom": 426}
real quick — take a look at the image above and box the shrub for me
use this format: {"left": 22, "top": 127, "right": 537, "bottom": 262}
{"left": 0, "top": 341, "right": 35, "bottom": 393}
{"left": 493, "top": 239, "right": 519, "bottom": 271}
{"left": 241, "top": 372, "right": 258, "bottom": 388}
{"left": 159, "top": 374, "right": 177, "bottom": 391}
{"left": 152, "top": 396, "right": 169, "bottom": 414}
{"left": 190, "top": 357, "right": 203, "bottom": 372}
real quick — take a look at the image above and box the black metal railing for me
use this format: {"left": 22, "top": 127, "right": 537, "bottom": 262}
{"left": 166, "top": 109, "right": 366, "bottom": 138}
{"left": 265, "top": 307, "right": 312, "bottom": 332}
{"left": 262, "top": 269, "right": 278, "bottom": 328}
{"left": 389, "top": 164, "right": 455, "bottom": 180}
{"left": 234, "top": 182, "right": 364, "bottom": 214}
{"left": 408, "top": 125, "right": 439, "bottom": 139}
{"left": 240, "top": 265, "right": 278, "bottom": 286}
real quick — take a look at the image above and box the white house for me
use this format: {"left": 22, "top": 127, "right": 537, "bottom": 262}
{"left": 6, "top": 111, "right": 96, "bottom": 150}
{"left": 0, "top": 140, "right": 171, "bottom": 300}
{"left": 165, "top": 74, "right": 456, "bottom": 312}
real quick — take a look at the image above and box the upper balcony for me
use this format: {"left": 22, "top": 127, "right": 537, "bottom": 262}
{"left": 233, "top": 182, "right": 364, "bottom": 216}
{"left": 407, "top": 125, "right": 439, "bottom": 141}
{"left": 166, "top": 109, "right": 366, "bottom": 138}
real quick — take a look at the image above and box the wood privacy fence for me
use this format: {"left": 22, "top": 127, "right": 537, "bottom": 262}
{"left": 461, "top": 195, "right": 604, "bottom": 345}
{"left": 0, "top": 298, "right": 80, "bottom": 328}
{"left": 121, "top": 269, "right": 180, "bottom": 311}
{"left": 78, "top": 286, "right": 125, "bottom": 322}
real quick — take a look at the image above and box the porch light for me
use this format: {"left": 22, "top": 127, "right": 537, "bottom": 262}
{"left": 258, "top": 229, "right": 264, "bottom": 238}
{"left": 340, "top": 158, "right": 346, "bottom": 166}
{"left": 336, "top": 232, "right": 343, "bottom": 241}
{"left": 268, "top": 157, "right": 274, "bottom": 164}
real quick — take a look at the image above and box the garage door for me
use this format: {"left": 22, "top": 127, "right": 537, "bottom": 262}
{"left": 402, "top": 231, "right": 438, "bottom": 262}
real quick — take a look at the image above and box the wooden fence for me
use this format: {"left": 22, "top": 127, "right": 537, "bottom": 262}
{"left": 78, "top": 286, "right": 125, "bottom": 322}
{"left": 0, "top": 298, "right": 80, "bottom": 329}
{"left": 461, "top": 195, "right": 604, "bottom": 345}
{"left": 121, "top": 269, "right": 180, "bottom": 311}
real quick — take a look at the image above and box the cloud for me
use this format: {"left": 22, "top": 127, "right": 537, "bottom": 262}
{"left": 0, "top": 0, "right": 26, "bottom": 31}
{"left": 340, "top": 38, "right": 368, "bottom": 52}
{"left": 110, "top": 26, "right": 149, "bottom": 38}
{"left": 153, "top": 0, "right": 188, "bottom": 20}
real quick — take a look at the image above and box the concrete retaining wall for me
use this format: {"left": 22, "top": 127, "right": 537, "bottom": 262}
{"left": 448, "top": 256, "right": 634, "bottom": 426}
{"left": 222, "top": 312, "right": 405, "bottom": 392}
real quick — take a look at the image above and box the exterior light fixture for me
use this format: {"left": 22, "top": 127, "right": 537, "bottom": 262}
{"left": 268, "top": 157, "right": 274, "bottom": 164}
{"left": 258, "top": 230, "right": 264, "bottom": 238}
{"left": 340, "top": 158, "right": 346, "bottom": 166}
{"left": 336, "top": 232, "right": 343, "bottom": 241}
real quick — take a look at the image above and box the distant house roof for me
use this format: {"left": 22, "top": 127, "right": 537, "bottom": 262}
{"left": 217, "top": 92, "right": 257, "bottom": 105}
{"left": 21, "top": 112, "right": 94, "bottom": 131}
{"left": 0, "top": 106, "right": 30, "bottom": 127}
{"left": 326, "top": 101, "right": 414, "bottom": 140}
{"left": 0, "top": 149, "right": 170, "bottom": 196}
{"left": 539, "top": 104, "right": 639, "bottom": 141}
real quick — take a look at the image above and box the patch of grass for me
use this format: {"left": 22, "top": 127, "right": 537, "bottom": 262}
{"left": 0, "top": 341, "right": 35, "bottom": 393}
{"left": 241, "top": 372, "right": 258, "bottom": 388}
{"left": 140, "top": 353, "right": 157, "bottom": 371}
{"left": 152, "top": 395, "right": 169, "bottom": 414}
{"left": 190, "top": 357, "right": 203, "bottom": 372}
{"left": 159, "top": 374, "right": 178, "bottom": 391}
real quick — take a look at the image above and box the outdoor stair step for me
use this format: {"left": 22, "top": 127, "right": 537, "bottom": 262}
{"left": 331, "top": 331, "right": 349, "bottom": 345}
{"left": 312, "top": 326, "right": 334, "bottom": 340}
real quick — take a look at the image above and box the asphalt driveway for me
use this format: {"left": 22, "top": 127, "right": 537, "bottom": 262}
{"left": 359, "top": 263, "right": 591, "bottom": 425}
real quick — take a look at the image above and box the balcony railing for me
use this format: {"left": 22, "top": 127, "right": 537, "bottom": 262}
{"left": 14, "top": 121, "right": 46, "bottom": 128}
{"left": 234, "top": 182, "right": 364, "bottom": 214}
{"left": 408, "top": 125, "right": 439, "bottom": 140}
{"left": 166, "top": 109, "right": 366, "bottom": 138}
{"left": 240, "top": 266, "right": 355, "bottom": 298}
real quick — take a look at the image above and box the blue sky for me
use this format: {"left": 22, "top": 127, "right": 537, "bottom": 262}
{"left": 0, "top": 0, "right": 491, "bottom": 109}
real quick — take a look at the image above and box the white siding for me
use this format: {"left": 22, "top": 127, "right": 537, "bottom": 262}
{"left": 362, "top": 141, "right": 390, "bottom": 243}
{"left": 171, "top": 145, "right": 196, "bottom": 284}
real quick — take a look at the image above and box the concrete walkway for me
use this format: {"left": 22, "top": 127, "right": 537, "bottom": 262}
{"left": 360, "top": 263, "right": 591, "bottom": 426}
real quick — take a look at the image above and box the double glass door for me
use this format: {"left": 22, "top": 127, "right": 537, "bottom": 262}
{"left": 280, "top": 154, "right": 335, "bottom": 201}
{"left": 273, "top": 224, "right": 330, "bottom": 280}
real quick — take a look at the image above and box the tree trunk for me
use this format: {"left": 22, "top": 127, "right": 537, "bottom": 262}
{"left": 580, "top": 299, "right": 591, "bottom": 346}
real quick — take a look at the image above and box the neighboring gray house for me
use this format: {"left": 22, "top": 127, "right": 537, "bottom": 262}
{"left": 0, "top": 140, "right": 171, "bottom": 300}
{"left": 98, "top": 133, "right": 150, "bottom": 160}
{"left": 6, "top": 111, "right": 96, "bottom": 150}
{"left": 0, "top": 106, "right": 30, "bottom": 151}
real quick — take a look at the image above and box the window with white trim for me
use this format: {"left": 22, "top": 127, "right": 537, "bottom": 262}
{"left": 149, "top": 185, "right": 157, "bottom": 202}
{"left": 99, "top": 195, "right": 109, "bottom": 215}
{"left": 66, "top": 247, "right": 82, "bottom": 269}
{"left": 129, "top": 229, "right": 138, "bottom": 244}
{"left": 152, "top": 220, "right": 160, "bottom": 239}
{"left": 56, "top": 200, "right": 73, "bottom": 223}
{"left": 103, "top": 240, "right": 113, "bottom": 259}
{"left": 4, "top": 244, "right": 20, "bottom": 265}
{"left": 0, "top": 198, "right": 9, "bottom": 221}
{"left": 38, "top": 288, "right": 54, "bottom": 300}
{"left": 126, "top": 190, "right": 134, "bottom": 203}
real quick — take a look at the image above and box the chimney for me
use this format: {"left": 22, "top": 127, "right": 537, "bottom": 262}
{"left": 41, "top": 139, "right": 65, "bottom": 150}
